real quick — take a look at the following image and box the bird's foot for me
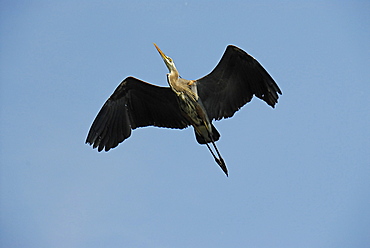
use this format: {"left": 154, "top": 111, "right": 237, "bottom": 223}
{"left": 215, "top": 157, "right": 228, "bottom": 177}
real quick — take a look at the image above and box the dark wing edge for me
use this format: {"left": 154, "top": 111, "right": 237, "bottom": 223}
{"left": 86, "top": 77, "right": 190, "bottom": 152}
{"left": 196, "top": 45, "right": 282, "bottom": 121}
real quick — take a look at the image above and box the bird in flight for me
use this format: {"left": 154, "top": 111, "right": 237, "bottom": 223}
{"left": 86, "top": 44, "right": 282, "bottom": 176}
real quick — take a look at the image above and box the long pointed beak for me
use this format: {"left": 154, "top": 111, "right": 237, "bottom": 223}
{"left": 153, "top": 43, "right": 167, "bottom": 60}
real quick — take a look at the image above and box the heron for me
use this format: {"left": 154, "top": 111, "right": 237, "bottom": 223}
{"left": 86, "top": 44, "right": 282, "bottom": 176}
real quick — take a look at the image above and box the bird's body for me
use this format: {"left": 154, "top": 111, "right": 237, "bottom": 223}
{"left": 86, "top": 44, "right": 282, "bottom": 176}
{"left": 167, "top": 73, "right": 226, "bottom": 172}
{"left": 161, "top": 58, "right": 217, "bottom": 143}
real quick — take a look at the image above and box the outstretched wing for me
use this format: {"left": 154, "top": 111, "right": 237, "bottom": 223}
{"left": 196, "top": 45, "right": 282, "bottom": 121}
{"left": 86, "top": 77, "right": 190, "bottom": 151}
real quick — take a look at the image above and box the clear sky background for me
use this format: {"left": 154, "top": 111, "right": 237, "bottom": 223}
{"left": 1, "top": 1, "right": 369, "bottom": 247}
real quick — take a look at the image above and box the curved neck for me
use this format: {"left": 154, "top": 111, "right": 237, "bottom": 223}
{"left": 167, "top": 69, "right": 180, "bottom": 89}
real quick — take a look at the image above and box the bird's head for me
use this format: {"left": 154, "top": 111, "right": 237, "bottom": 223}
{"left": 154, "top": 43, "right": 177, "bottom": 73}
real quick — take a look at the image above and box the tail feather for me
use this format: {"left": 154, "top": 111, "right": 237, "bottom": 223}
{"left": 194, "top": 124, "right": 220, "bottom": 144}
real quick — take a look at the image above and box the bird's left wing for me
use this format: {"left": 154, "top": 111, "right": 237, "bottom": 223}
{"left": 196, "top": 45, "right": 282, "bottom": 121}
{"left": 86, "top": 77, "right": 190, "bottom": 151}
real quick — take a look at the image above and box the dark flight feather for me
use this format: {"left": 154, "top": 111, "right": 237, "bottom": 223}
{"left": 196, "top": 45, "right": 282, "bottom": 121}
{"left": 86, "top": 77, "right": 190, "bottom": 151}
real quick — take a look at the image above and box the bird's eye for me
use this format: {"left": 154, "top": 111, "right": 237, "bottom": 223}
{"left": 167, "top": 57, "right": 172, "bottom": 63}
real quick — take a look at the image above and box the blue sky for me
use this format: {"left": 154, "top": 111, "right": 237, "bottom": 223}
{"left": 1, "top": 1, "right": 369, "bottom": 247}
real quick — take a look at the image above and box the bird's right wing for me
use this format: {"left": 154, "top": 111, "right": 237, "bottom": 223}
{"left": 86, "top": 77, "right": 190, "bottom": 151}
